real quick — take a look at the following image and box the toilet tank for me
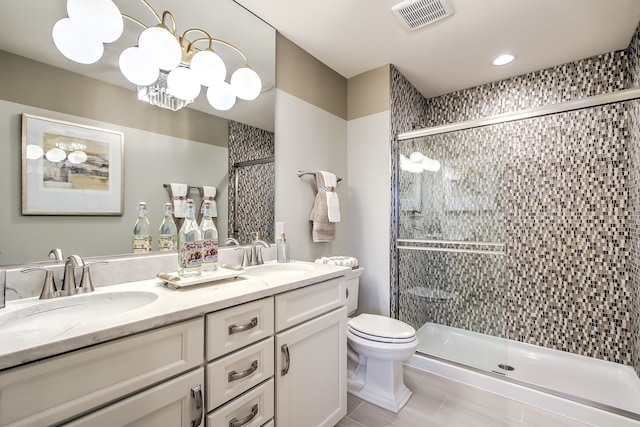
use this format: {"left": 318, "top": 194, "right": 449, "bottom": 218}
{"left": 345, "top": 267, "right": 364, "bottom": 316}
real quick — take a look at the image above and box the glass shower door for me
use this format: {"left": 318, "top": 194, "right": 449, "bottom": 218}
{"left": 397, "top": 126, "right": 509, "bottom": 375}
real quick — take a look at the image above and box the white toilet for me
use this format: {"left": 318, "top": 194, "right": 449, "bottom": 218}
{"left": 345, "top": 268, "right": 419, "bottom": 413}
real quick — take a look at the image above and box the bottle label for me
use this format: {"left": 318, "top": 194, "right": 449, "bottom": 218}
{"left": 158, "top": 234, "right": 176, "bottom": 251}
{"left": 180, "top": 241, "right": 203, "bottom": 268}
{"left": 202, "top": 239, "right": 218, "bottom": 263}
{"left": 133, "top": 235, "right": 151, "bottom": 253}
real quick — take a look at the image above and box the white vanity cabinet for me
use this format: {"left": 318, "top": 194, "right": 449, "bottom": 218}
{"left": 0, "top": 263, "right": 350, "bottom": 427}
{"left": 0, "top": 318, "right": 205, "bottom": 427}
{"left": 64, "top": 368, "right": 205, "bottom": 427}
{"left": 274, "top": 277, "right": 348, "bottom": 427}
{"left": 205, "top": 296, "right": 275, "bottom": 427}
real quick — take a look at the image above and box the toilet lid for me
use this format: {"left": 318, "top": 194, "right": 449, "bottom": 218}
{"left": 348, "top": 314, "right": 416, "bottom": 343}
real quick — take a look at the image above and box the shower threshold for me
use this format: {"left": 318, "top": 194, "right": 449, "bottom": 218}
{"left": 407, "top": 323, "right": 640, "bottom": 425}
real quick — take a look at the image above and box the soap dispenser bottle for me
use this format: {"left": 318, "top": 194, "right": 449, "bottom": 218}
{"left": 277, "top": 233, "right": 290, "bottom": 263}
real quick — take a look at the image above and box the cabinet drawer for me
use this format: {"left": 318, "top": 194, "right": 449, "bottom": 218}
{"left": 65, "top": 368, "right": 205, "bottom": 427}
{"left": 207, "top": 337, "right": 274, "bottom": 409}
{"left": 275, "top": 277, "right": 346, "bottom": 332}
{"left": 0, "top": 318, "right": 204, "bottom": 427}
{"left": 206, "top": 297, "right": 274, "bottom": 360}
{"left": 206, "top": 378, "right": 274, "bottom": 427}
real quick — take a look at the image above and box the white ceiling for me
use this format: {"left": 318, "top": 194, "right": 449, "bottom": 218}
{"left": 0, "top": 0, "right": 276, "bottom": 132}
{"left": 236, "top": 0, "right": 640, "bottom": 99}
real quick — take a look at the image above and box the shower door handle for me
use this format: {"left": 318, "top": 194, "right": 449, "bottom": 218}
{"left": 281, "top": 343, "right": 290, "bottom": 376}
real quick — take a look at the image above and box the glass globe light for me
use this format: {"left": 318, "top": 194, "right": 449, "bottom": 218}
{"left": 52, "top": 18, "right": 104, "bottom": 64}
{"left": 422, "top": 158, "right": 441, "bottom": 172}
{"left": 138, "top": 26, "right": 182, "bottom": 71}
{"left": 67, "top": 150, "right": 88, "bottom": 164}
{"left": 45, "top": 148, "right": 67, "bottom": 163}
{"left": 25, "top": 144, "right": 44, "bottom": 160}
{"left": 409, "top": 152, "right": 425, "bottom": 163}
{"left": 230, "top": 66, "right": 262, "bottom": 100}
{"left": 119, "top": 47, "right": 159, "bottom": 86}
{"left": 167, "top": 67, "right": 201, "bottom": 101}
{"left": 207, "top": 81, "right": 236, "bottom": 111}
{"left": 67, "top": 0, "right": 123, "bottom": 43}
{"left": 190, "top": 49, "right": 226, "bottom": 87}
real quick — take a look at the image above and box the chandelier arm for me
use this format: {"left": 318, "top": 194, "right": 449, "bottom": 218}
{"left": 182, "top": 30, "right": 214, "bottom": 52}
{"left": 122, "top": 14, "right": 149, "bottom": 30}
{"left": 137, "top": 0, "right": 162, "bottom": 24}
{"left": 184, "top": 33, "right": 250, "bottom": 64}
{"left": 211, "top": 39, "right": 249, "bottom": 64}
{"left": 161, "top": 11, "right": 177, "bottom": 34}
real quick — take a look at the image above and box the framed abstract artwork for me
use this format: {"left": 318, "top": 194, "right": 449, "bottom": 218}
{"left": 21, "top": 114, "right": 124, "bottom": 215}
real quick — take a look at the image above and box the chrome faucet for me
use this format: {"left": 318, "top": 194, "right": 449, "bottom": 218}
{"left": 225, "top": 237, "right": 240, "bottom": 246}
{"left": 249, "top": 239, "right": 271, "bottom": 266}
{"left": 48, "top": 248, "right": 64, "bottom": 260}
{"left": 60, "top": 255, "right": 84, "bottom": 296}
{"left": 21, "top": 255, "right": 104, "bottom": 299}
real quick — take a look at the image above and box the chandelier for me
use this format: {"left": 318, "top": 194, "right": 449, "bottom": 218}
{"left": 51, "top": 0, "right": 262, "bottom": 111}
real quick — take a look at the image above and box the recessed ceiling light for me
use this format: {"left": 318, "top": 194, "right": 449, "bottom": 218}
{"left": 493, "top": 54, "right": 515, "bottom": 66}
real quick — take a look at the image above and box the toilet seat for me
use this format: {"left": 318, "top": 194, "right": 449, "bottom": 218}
{"left": 348, "top": 314, "right": 416, "bottom": 344}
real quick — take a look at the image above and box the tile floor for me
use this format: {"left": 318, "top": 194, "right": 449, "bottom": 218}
{"left": 336, "top": 366, "right": 596, "bottom": 427}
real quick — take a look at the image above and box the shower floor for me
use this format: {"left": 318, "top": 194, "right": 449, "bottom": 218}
{"left": 416, "top": 322, "right": 640, "bottom": 416}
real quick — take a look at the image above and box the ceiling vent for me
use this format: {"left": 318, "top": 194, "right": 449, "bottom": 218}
{"left": 391, "top": 0, "right": 455, "bottom": 31}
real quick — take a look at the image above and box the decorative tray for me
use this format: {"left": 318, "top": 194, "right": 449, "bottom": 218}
{"left": 156, "top": 266, "right": 246, "bottom": 289}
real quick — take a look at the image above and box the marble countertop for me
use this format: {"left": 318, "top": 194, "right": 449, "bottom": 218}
{"left": 0, "top": 260, "right": 350, "bottom": 371}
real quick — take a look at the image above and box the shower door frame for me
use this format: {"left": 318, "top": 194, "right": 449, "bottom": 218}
{"left": 391, "top": 86, "right": 640, "bottom": 320}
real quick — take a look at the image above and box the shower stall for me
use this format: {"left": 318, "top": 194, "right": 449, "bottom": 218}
{"left": 395, "top": 89, "right": 640, "bottom": 419}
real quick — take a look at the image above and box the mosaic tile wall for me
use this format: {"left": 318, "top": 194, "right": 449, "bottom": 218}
{"left": 392, "top": 26, "right": 640, "bottom": 368}
{"left": 390, "top": 66, "right": 430, "bottom": 317}
{"left": 628, "top": 27, "right": 640, "bottom": 375}
{"left": 228, "top": 121, "right": 275, "bottom": 244}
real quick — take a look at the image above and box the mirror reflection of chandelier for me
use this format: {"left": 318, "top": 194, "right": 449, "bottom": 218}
{"left": 52, "top": 0, "right": 262, "bottom": 112}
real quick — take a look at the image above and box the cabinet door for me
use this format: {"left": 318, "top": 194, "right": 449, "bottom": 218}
{"left": 275, "top": 306, "right": 347, "bottom": 427}
{"left": 0, "top": 318, "right": 204, "bottom": 427}
{"left": 65, "top": 368, "right": 205, "bottom": 427}
{"left": 275, "top": 277, "right": 345, "bottom": 332}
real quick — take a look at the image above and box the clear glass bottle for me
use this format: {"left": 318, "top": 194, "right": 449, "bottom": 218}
{"left": 178, "top": 199, "right": 202, "bottom": 277}
{"left": 277, "top": 232, "right": 290, "bottom": 263}
{"left": 158, "top": 203, "right": 177, "bottom": 251}
{"left": 200, "top": 200, "right": 219, "bottom": 272}
{"left": 132, "top": 202, "right": 152, "bottom": 253}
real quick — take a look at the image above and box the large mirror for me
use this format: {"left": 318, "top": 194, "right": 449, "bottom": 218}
{"left": 0, "top": 0, "right": 276, "bottom": 265}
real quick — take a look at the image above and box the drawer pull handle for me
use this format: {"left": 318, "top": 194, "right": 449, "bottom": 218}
{"left": 281, "top": 343, "right": 290, "bottom": 376}
{"left": 191, "top": 384, "right": 203, "bottom": 427}
{"left": 229, "top": 403, "right": 258, "bottom": 427}
{"left": 228, "top": 360, "right": 259, "bottom": 382}
{"left": 228, "top": 317, "right": 258, "bottom": 334}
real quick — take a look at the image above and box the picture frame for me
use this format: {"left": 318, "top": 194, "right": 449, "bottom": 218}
{"left": 400, "top": 171, "right": 422, "bottom": 212}
{"left": 444, "top": 156, "right": 495, "bottom": 211}
{"left": 21, "top": 114, "right": 124, "bottom": 216}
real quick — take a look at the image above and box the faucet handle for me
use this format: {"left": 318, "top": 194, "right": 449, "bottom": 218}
{"left": 21, "top": 267, "right": 58, "bottom": 299}
{"left": 256, "top": 247, "right": 264, "bottom": 265}
{"left": 77, "top": 261, "right": 108, "bottom": 294}
{"left": 234, "top": 247, "right": 249, "bottom": 267}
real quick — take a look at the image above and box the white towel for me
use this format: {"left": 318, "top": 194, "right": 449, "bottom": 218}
{"left": 201, "top": 186, "right": 218, "bottom": 217}
{"left": 170, "top": 183, "right": 188, "bottom": 218}
{"left": 320, "top": 171, "right": 340, "bottom": 222}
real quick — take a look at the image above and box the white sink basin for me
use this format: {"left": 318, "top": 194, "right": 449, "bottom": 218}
{"left": 245, "top": 262, "right": 316, "bottom": 278}
{"left": 0, "top": 291, "right": 158, "bottom": 333}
